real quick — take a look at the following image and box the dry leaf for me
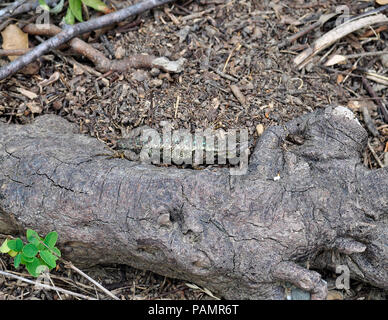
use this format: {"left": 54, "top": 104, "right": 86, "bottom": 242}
{"left": 73, "top": 63, "right": 84, "bottom": 75}
{"left": 327, "top": 290, "right": 344, "bottom": 300}
{"left": 26, "top": 102, "right": 42, "bottom": 114}
{"left": 280, "top": 15, "right": 303, "bottom": 26}
{"left": 347, "top": 99, "right": 377, "bottom": 112}
{"left": 21, "top": 61, "right": 40, "bottom": 75}
{"left": 152, "top": 57, "right": 186, "bottom": 73}
{"left": 38, "top": 71, "right": 61, "bottom": 87}
{"left": 17, "top": 87, "right": 38, "bottom": 100}
{"left": 337, "top": 74, "right": 344, "bottom": 84}
{"left": 1, "top": 24, "right": 29, "bottom": 61}
{"left": 325, "top": 54, "right": 347, "bottom": 66}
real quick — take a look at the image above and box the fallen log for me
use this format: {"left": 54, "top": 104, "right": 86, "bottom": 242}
{"left": 0, "top": 106, "right": 386, "bottom": 299}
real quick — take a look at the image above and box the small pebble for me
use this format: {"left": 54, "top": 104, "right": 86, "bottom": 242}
{"left": 150, "top": 68, "right": 160, "bottom": 77}
{"left": 132, "top": 70, "right": 149, "bottom": 82}
{"left": 115, "top": 46, "right": 126, "bottom": 59}
{"left": 150, "top": 79, "right": 163, "bottom": 87}
{"left": 256, "top": 124, "right": 264, "bottom": 136}
{"left": 291, "top": 287, "right": 311, "bottom": 300}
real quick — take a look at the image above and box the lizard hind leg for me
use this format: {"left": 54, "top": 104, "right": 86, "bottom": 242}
{"left": 272, "top": 261, "right": 328, "bottom": 300}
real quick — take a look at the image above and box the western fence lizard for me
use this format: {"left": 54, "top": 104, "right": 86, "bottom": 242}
{"left": 116, "top": 125, "right": 249, "bottom": 166}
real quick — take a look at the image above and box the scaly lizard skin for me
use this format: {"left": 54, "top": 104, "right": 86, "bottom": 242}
{"left": 116, "top": 125, "right": 249, "bottom": 166}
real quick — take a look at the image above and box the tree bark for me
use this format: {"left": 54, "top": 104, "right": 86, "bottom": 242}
{"left": 0, "top": 106, "right": 386, "bottom": 299}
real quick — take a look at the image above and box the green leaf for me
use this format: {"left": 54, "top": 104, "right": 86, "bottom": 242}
{"left": 40, "top": 250, "right": 57, "bottom": 269}
{"left": 16, "top": 238, "right": 23, "bottom": 251}
{"left": 21, "top": 253, "right": 34, "bottom": 264}
{"left": 64, "top": 7, "right": 75, "bottom": 25}
{"left": 37, "top": 259, "right": 51, "bottom": 273}
{"left": 8, "top": 250, "right": 18, "bottom": 257}
{"left": 38, "top": 0, "right": 51, "bottom": 11}
{"left": 7, "top": 238, "right": 23, "bottom": 252}
{"left": 44, "top": 231, "right": 58, "bottom": 248}
{"left": 39, "top": 0, "right": 64, "bottom": 13}
{"left": 50, "top": 0, "right": 65, "bottom": 14}
{"left": 69, "top": 0, "right": 83, "bottom": 22}
{"left": 81, "top": 0, "right": 108, "bottom": 13}
{"left": 0, "top": 239, "right": 11, "bottom": 253}
{"left": 14, "top": 254, "right": 22, "bottom": 268}
{"left": 52, "top": 247, "right": 61, "bottom": 258}
{"left": 26, "top": 229, "right": 41, "bottom": 243}
{"left": 25, "top": 257, "right": 41, "bottom": 277}
{"left": 23, "top": 243, "right": 39, "bottom": 258}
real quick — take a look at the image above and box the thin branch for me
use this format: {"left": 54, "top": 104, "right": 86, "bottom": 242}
{"left": 344, "top": 51, "right": 388, "bottom": 59}
{"left": 65, "top": 262, "right": 121, "bottom": 300}
{"left": 367, "top": 141, "right": 384, "bottom": 168}
{"left": 0, "top": 48, "right": 30, "bottom": 56}
{"left": 23, "top": 23, "right": 184, "bottom": 73}
{"left": 0, "top": 0, "right": 28, "bottom": 17}
{"left": 362, "top": 77, "right": 388, "bottom": 123}
{"left": 32, "top": 234, "right": 121, "bottom": 300}
{"left": 294, "top": 14, "right": 388, "bottom": 68}
{"left": 0, "top": 269, "right": 96, "bottom": 300}
{"left": 0, "top": 0, "right": 59, "bottom": 23}
{"left": 0, "top": 0, "right": 175, "bottom": 80}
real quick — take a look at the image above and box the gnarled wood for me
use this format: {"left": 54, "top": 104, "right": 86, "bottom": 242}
{"left": 0, "top": 106, "right": 387, "bottom": 299}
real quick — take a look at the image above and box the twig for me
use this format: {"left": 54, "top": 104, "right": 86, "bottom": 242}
{"left": 223, "top": 43, "right": 241, "bottom": 72}
{"left": 0, "top": 0, "right": 28, "bottom": 17}
{"left": 367, "top": 141, "right": 384, "bottom": 168}
{"left": 362, "top": 77, "right": 388, "bottom": 123}
{"left": 361, "top": 106, "right": 379, "bottom": 137}
{"left": 344, "top": 50, "right": 388, "bottom": 59}
{"left": 65, "top": 262, "right": 120, "bottom": 300}
{"left": 294, "top": 14, "right": 388, "bottom": 68}
{"left": 288, "top": 1, "right": 329, "bottom": 9}
{"left": 0, "top": 270, "right": 96, "bottom": 300}
{"left": 365, "top": 71, "right": 388, "bottom": 86}
{"left": 0, "top": 0, "right": 59, "bottom": 23}
{"left": 0, "top": 48, "right": 30, "bottom": 56}
{"left": 0, "top": 0, "right": 175, "bottom": 80}
{"left": 31, "top": 234, "right": 121, "bottom": 300}
{"left": 47, "top": 272, "right": 63, "bottom": 300}
{"left": 24, "top": 23, "right": 184, "bottom": 73}
{"left": 279, "top": 20, "right": 321, "bottom": 49}
{"left": 209, "top": 66, "right": 239, "bottom": 82}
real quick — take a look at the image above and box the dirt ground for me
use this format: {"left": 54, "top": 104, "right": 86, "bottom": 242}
{"left": 0, "top": 0, "right": 387, "bottom": 300}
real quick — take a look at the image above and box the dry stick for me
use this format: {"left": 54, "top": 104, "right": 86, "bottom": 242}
{"left": 0, "top": 0, "right": 59, "bottom": 23}
{"left": 0, "top": 0, "right": 28, "bottom": 17}
{"left": 294, "top": 14, "right": 388, "bottom": 69}
{"left": 24, "top": 23, "right": 157, "bottom": 72}
{"left": 344, "top": 51, "right": 388, "bottom": 59}
{"left": 278, "top": 13, "right": 340, "bottom": 49}
{"left": 367, "top": 141, "right": 384, "bottom": 168}
{"left": 31, "top": 234, "right": 121, "bottom": 300}
{"left": 0, "top": 270, "right": 96, "bottom": 300}
{"left": 361, "top": 106, "right": 379, "bottom": 137}
{"left": 362, "top": 77, "right": 388, "bottom": 123}
{"left": 65, "top": 262, "right": 120, "bottom": 300}
{"left": 0, "top": 48, "right": 30, "bottom": 56}
{"left": 279, "top": 20, "right": 321, "bottom": 49}
{"left": 0, "top": 0, "right": 175, "bottom": 80}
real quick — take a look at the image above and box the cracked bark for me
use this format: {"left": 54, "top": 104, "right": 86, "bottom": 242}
{"left": 0, "top": 106, "right": 387, "bottom": 299}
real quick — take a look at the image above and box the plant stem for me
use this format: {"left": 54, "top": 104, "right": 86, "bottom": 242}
{"left": 0, "top": 0, "right": 174, "bottom": 80}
